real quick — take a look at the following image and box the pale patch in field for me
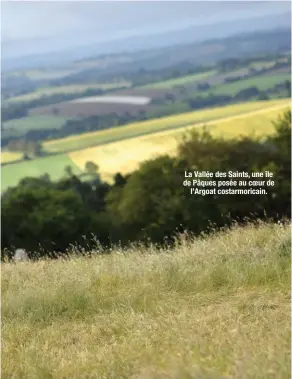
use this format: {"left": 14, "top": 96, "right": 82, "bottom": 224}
{"left": 70, "top": 95, "right": 151, "bottom": 105}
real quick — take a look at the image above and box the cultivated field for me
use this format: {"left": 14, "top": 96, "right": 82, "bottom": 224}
{"left": 142, "top": 70, "right": 216, "bottom": 89}
{"left": 30, "top": 100, "right": 153, "bottom": 118}
{"left": 44, "top": 98, "right": 290, "bottom": 154}
{"left": 202, "top": 73, "right": 291, "bottom": 97}
{"left": 29, "top": 88, "right": 168, "bottom": 118}
{"left": 6, "top": 81, "right": 131, "bottom": 103}
{"left": 70, "top": 101, "right": 290, "bottom": 182}
{"left": 1, "top": 151, "right": 23, "bottom": 164}
{"left": 2, "top": 222, "right": 290, "bottom": 379}
{"left": 6, "top": 68, "right": 79, "bottom": 81}
{"left": 1, "top": 99, "right": 289, "bottom": 191}
{"left": 3, "top": 115, "right": 68, "bottom": 138}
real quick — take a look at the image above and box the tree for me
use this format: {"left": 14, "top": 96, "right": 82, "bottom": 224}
{"left": 64, "top": 165, "right": 73, "bottom": 177}
{"left": 85, "top": 161, "right": 99, "bottom": 176}
{"left": 1, "top": 187, "right": 94, "bottom": 257}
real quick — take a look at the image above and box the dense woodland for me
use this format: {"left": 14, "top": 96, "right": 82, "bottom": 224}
{"left": 2, "top": 110, "right": 290, "bottom": 259}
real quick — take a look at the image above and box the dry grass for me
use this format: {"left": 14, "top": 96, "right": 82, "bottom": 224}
{"left": 2, "top": 222, "right": 291, "bottom": 379}
{"left": 70, "top": 102, "right": 290, "bottom": 182}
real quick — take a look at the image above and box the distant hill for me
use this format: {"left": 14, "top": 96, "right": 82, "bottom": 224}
{"left": 2, "top": 12, "right": 290, "bottom": 71}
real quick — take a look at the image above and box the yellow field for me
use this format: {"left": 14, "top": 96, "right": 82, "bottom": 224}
{"left": 1, "top": 151, "right": 23, "bottom": 164}
{"left": 70, "top": 133, "right": 179, "bottom": 182}
{"left": 70, "top": 101, "right": 290, "bottom": 182}
{"left": 45, "top": 98, "right": 290, "bottom": 154}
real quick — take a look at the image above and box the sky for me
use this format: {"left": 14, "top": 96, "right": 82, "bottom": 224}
{"left": 1, "top": 0, "right": 291, "bottom": 44}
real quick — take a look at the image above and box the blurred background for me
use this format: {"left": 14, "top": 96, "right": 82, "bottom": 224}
{"left": 1, "top": 0, "right": 291, "bottom": 257}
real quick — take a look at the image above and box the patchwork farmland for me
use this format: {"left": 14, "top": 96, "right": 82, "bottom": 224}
{"left": 43, "top": 98, "right": 290, "bottom": 154}
{"left": 1, "top": 98, "right": 289, "bottom": 191}
{"left": 69, "top": 101, "right": 290, "bottom": 182}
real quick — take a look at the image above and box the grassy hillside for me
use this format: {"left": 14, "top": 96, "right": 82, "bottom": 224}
{"left": 2, "top": 222, "right": 290, "bottom": 379}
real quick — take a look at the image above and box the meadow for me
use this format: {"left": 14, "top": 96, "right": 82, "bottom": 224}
{"left": 1, "top": 154, "right": 81, "bottom": 191}
{"left": 70, "top": 102, "right": 290, "bottom": 182}
{"left": 1, "top": 98, "right": 289, "bottom": 191}
{"left": 2, "top": 222, "right": 291, "bottom": 379}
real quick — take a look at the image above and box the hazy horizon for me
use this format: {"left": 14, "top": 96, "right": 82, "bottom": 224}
{"left": 1, "top": 1, "right": 291, "bottom": 69}
{"left": 2, "top": 1, "right": 290, "bottom": 43}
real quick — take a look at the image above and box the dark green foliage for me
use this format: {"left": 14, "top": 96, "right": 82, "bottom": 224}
{"left": 1, "top": 111, "right": 291, "bottom": 259}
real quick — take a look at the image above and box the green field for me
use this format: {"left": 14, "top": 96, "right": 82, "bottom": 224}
{"left": 6, "top": 81, "right": 131, "bottom": 103}
{"left": 204, "top": 73, "right": 290, "bottom": 96}
{"left": 2, "top": 223, "right": 290, "bottom": 378}
{"left": 44, "top": 98, "right": 290, "bottom": 154}
{"left": 142, "top": 70, "right": 216, "bottom": 89}
{"left": 3, "top": 115, "right": 68, "bottom": 138}
{"left": 12, "top": 68, "right": 80, "bottom": 81}
{"left": 1, "top": 155, "right": 81, "bottom": 191}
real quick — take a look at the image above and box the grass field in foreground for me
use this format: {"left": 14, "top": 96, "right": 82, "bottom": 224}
{"left": 44, "top": 98, "right": 290, "bottom": 154}
{"left": 70, "top": 103, "right": 290, "bottom": 182}
{"left": 2, "top": 223, "right": 290, "bottom": 379}
{"left": 1, "top": 154, "right": 81, "bottom": 191}
{"left": 142, "top": 70, "right": 216, "bottom": 89}
{"left": 6, "top": 81, "right": 131, "bottom": 103}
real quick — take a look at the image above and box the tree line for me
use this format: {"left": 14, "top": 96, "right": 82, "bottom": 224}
{"left": 2, "top": 110, "right": 290, "bottom": 260}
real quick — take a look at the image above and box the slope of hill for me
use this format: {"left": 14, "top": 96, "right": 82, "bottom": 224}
{"left": 2, "top": 222, "right": 290, "bottom": 378}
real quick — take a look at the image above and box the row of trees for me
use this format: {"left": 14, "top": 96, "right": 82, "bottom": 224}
{"left": 2, "top": 110, "right": 290, "bottom": 260}
{"left": 5, "top": 140, "right": 43, "bottom": 159}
